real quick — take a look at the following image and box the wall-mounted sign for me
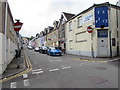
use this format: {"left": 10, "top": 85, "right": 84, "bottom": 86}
{"left": 95, "top": 6, "right": 108, "bottom": 28}
{"left": 14, "top": 21, "right": 23, "bottom": 32}
{"left": 87, "top": 26, "right": 93, "bottom": 33}
{"left": 82, "top": 14, "right": 93, "bottom": 24}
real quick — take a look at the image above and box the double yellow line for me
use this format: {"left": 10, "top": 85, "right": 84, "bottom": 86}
{"left": 0, "top": 50, "right": 32, "bottom": 83}
{"left": 73, "top": 58, "right": 108, "bottom": 63}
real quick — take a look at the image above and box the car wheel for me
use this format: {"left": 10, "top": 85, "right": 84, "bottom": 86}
{"left": 60, "top": 54, "right": 62, "bottom": 56}
{"left": 50, "top": 52, "right": 52, "bottom": 56}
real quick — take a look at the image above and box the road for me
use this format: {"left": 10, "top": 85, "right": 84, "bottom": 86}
{"left": 2, "top": 46, "right": 119, "bottom": 88}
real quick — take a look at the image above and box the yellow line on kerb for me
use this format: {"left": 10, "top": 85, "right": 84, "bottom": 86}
{"left": 73, "top": 58, "right": 108, "bottom": 63}
{"left": 0, "top": 50, "right": 32, "bottom": 83}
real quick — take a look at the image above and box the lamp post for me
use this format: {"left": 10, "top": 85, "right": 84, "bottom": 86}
{"left": 14, "top": 19, "right": 23, "bottom": 58}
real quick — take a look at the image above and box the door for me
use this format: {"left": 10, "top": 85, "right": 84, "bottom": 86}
{"left": 97, "top": 30, "right": 109, "bottom": 57}
{"left": 98, "top": 38, "right": 109, "bottom": 57}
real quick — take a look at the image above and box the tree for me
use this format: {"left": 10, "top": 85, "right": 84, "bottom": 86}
{"left": 29, "top": 36, "right": 34, "bottom": 40}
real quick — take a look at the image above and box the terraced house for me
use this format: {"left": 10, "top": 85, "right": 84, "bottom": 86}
{"left": 0, "top": 1, "right": 18, "bottom": 74}
{"left": 58, "top": 12, "right": 75, "bottom": 53}
{"left": 47, "top": 21, "right": 59, "bottom": 47}
{"left": 66, "top": 2, "right": 120, "bottom": 57}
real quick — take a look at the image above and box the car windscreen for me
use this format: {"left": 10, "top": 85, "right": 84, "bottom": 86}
{"left": 50, "top": 47, "right": 56, "bottom": 50}
{"left": 42, "top": 47, "right": 47, "bottom": 49}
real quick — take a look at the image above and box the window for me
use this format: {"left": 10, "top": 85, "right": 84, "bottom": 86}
{"left": 69, "top": 40, "right": 73, "bottom": 50}
{"left": 69, "top": 21, "right": 72, "bottom": 31}
{"left": 10, "top": 21, "right": 14, "bottom": 32}
{"left": 78, "top": 17, "right": 82, "bottom": 27}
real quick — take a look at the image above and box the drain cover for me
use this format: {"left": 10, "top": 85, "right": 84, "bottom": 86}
{"left": 88, "top": 76, "right": 107, "bottom": 84}
{"left": 94, "top": 67, "right": 107, "bottom": 70}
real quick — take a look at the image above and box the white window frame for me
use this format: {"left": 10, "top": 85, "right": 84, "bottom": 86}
{"left": 78, "top": 17, "right": 82, "bottom": 27}
{"left": 69, "top": 21, "right": 72, "bottom": 31}
{"left": 10, "top": 21, "right": 14, "bottom": 32}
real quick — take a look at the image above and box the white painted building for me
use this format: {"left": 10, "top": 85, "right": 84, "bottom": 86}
{"left": 66, "top": 2, "right": 120, "bottom": 57}
{"left": 0, "top": 1, "right": 18, "bottom": 74}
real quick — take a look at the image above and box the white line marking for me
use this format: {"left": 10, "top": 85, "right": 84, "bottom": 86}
{"left": 109, "top": 59, "right": 120, "bottom": 61}
{"left": 49, "top": 59, "right": 62, "bottom": 62}
{"left": 80, "top": 65, "right": 82, "bottom": 66}
{"left": 10, "top": 82, "right": 16, "bottom": 88}
{"left": 49, "top": 59, "right": 52, "bottom": 62}
{"left": 57, "top": 60, "right": 62, "bottom": 61}
{"left": 49, "top": 68, "right": 59, "bottom": 72}
{"left": 23, "top": 74, "right": 28, "bottom": 79}
{"left": 32, "top": 71, "right": 44, "bottom": 74}
{"left": 24, "top": 79, "right": 30, "bottom": 87}
{"left": 32, "top": 69, "right": 42, "bottom": 72}
{"left": 62, "top": 66, "right": 71, "bottom": 69}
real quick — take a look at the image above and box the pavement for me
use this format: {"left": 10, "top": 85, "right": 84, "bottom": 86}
{"left": 64, "top": 54, "right": 120, "bottom": 62}
{"left": 0, "top": 48, "right": 120, "bottom": 83}
{"left": 0, "top": 49, "right": 32, "bottom": 83}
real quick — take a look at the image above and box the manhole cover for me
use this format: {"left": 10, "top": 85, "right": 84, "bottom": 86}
{"left": 94, "top": 67, "right": 107, "bottom": 70}
{"left": 88, "top": 76, "right": 107, "bottom": 84}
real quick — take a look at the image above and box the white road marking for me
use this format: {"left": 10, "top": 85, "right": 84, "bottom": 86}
{"left": 23, "top": 74, "right": 28, "bottom": 79}
{"left": 49, "top": 59, "right": 62, "bottom": 62}
{"left": 80, "top": 65, "right": 82, "bottom": 66}
{"left": 32, "top": 71, "right": 44, "bottom": 74}
{"left": 49, "top": 68, "right": 59, "bottom": 72}
{"left": 56, "top": 60, "right": 62, "bottom": 62}
{"left": 32, "top": 69, "right": 42, "bottom": 72}
{"left": 62, "top": 66, "right": 71, "bottom": 69}
{"left": 109, "top": 59, "right": 119, "bottom": 61}
{"left": 24, "top": 79, "right": 30, "bottom": 87}
{"left": 49, "top": 59, "right": 52, "bottom": 62}
{"left": 10, "top": 82, "right": 16, "bottom": 88}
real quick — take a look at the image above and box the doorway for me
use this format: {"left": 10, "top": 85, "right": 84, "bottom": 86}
{"left": 97, "top": 30, "right": 109, "bottom": 57}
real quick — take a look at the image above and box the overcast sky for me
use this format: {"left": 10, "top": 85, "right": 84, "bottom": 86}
{"left": 8, "top": 0, "right": 118, "bottom": 37}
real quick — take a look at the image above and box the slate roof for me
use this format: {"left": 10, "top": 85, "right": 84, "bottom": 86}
{"left": 62, "top": 12, "right": 75, "bottom": 20}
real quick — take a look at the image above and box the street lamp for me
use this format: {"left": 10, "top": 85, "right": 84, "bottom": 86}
{"left": 14, "top": 19, "right": 23, "bottom": 58}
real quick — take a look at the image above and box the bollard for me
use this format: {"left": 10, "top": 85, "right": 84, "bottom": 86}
{"left": 15, "top": 49, "right": 18, "bottom": 58}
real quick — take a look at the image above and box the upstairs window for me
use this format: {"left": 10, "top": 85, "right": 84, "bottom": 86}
{"left": 69, "top": 21, "right": 72, "bottom": 31}
{"left": 10, "top": 21, "right": 14, "bottom": 32}
{"left": 78, "top": 17, "right": 82, "bottom": 27}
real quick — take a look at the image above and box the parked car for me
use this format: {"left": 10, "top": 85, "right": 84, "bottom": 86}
{"left": 27, "top": 45, "right": 33, "bottom": 50}
{"left": 34, "top": 47, "right": 40, "bottom": 52}
{"left": 47, "top": 47, "right": 62, "bottom": 56}
{"left": 39, "top": 46, "right": 48, "bottom": 54}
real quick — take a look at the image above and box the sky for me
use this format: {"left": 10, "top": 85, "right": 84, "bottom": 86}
{"left": 8, "top": 0, "right": 118, "bottom": 37}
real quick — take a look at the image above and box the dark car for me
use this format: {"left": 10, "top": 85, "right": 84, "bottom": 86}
{"left": 39, "top": 46, "right": 48, "bottom": 54}
{"left": 47, "top": 47, "right": 62, "bottom": 56}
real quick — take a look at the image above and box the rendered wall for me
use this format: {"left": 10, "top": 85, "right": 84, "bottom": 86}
{"left": 110, "top": 8, "right": 119, "bottom": 56}
{"left": 66, "top": 8, "right": 97, "bottom": 57}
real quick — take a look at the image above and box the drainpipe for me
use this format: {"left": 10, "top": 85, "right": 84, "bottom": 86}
{"left": 4, "top": 0, "right": 8, "bottom": 64}
{"left": 116, "top": 2, "right": 119, "bottom": 56}
{"left": 108, "top": 5, "right": 112, "bottom": 58}
{"left": 91, "top": 31, "right": 94, "bottom": 58}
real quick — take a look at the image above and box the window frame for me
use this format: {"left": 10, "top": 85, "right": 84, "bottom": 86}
{"left": 69, "top": 21, "right": 72, "bottom": 31}
{"left": 77, "top": 16, "right": 82, "bottom": 28}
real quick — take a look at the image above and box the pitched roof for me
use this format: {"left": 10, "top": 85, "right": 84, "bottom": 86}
{"left": 62, "top": 12, "right": 75, "bottom": 20}
{"left": 67, "top": 2, "right": 120, "bottom": 22}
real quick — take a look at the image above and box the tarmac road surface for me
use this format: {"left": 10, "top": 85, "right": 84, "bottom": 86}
{"left": 2, "top": 46, "right": 119, "bottom": 89}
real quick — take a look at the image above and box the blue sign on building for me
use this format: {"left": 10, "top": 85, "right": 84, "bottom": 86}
{"left": 98, "top": 30, "right": 108, "bottom": 37}
{"left": 95, "top": 6, "right": 109, "bottom": 28}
